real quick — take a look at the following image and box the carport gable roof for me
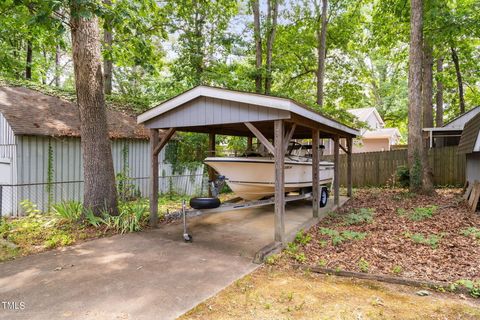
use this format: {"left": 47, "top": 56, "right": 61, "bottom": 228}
{"left": 458, "top": 111, "right": 480, "bottom": 154}
{"left": 138, "top": 85, "right": 359, "bottom": 138}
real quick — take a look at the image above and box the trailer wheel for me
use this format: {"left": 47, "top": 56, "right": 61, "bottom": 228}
{"left": 189, "top": 197, "right": 221, "bottom": 210}
{"left": 319, "top": 187, "right": 328, "bottom": 208}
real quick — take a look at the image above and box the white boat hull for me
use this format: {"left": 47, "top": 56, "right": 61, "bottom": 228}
{"left": 204, "top": 157, "right": 334, "bottom": 200}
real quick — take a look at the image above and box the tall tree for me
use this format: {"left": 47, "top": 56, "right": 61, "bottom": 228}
{"left": 435, "top": 57, "right": 443, "bottom": 127}
{"left": 407, "top": 0, "right": 425, "bottom": 193}
{"left": 103, "top": 0, "right": 113, "bottom": 94}
{"left": 421, "top": 41, "right": 433, "bottom": 128}
{"left": 264, "top": 0, "right": 279, "bottom": 94}
{"left": 450, "top": 46, "right": 465, "bottom": 114}
{"left": 251, "top": 0, "right": 262, "bottom": 93}
{"left": 70, "top": 0, "right": 118, "bottom": 215}
{"left": 25, "top": 40, "right": 32, "bottom": 79}
{"left": 316, "top": 0, "right": 328, "bottom": 107}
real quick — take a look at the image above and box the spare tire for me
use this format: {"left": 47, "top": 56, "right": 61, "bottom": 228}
{"left": 189, "top": 197, "right": 221, "bottom": 210}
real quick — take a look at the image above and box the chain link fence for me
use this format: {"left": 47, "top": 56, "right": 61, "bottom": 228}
{"left": 0, "top": 173, "right": 209, "bottom": 217}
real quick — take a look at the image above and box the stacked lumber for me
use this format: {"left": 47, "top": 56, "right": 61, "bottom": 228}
{"left": 464, "top": 181, "right": 480, "bottom": 212}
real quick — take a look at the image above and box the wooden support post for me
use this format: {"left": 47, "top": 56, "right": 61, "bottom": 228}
{"left": 247, "top": 136, "right": 253, "bottom": 150}
{"left": 149, "top": 129, "right": 160, "bottom": 227}
{"left": 347, "top": 137, "right": 353, "bottom": 198}
{"left": 274, "top": 120, "right": 285, "bottom": 243}
{"left": 208, "top": 132, "right": 216, "bottom": 196}
{"left": 334, "top": 135, "right": 340, "bottom": 206}
{"left": 312, "top": 128, "right": 320, "bottom": 218}
{"left": 245, "top": 122, "right": 275, "bottom": 155}
{"left": 283, "top": 123, "right": 297, "bottom": 153}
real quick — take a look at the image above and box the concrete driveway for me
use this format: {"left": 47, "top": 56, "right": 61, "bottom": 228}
{"left": 0, "top": 198, "right": 344, "bottom": 320}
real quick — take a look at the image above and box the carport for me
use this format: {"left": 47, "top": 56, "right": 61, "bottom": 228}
{"left": 137, "top": 86, "right": 358, "bottom": 244}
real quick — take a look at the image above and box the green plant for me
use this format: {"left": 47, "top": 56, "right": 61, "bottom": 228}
{"left": 396, "top": 165, "right": 410, "bottom": 188}
{"left": 409, "top": 205, "right": 438, "bottom": 221}
{"left": 265, "top": 254, "right": 280, "bottom": 265}
{"left": 295, "top": 229, "right": 312, "bottom": 245}
{"left": 84, "top": 209, "right": 103, "bottom": 227}
{"left": 343, "top": 208, "right": 374, "bottom": 225}
{"left": 51, "top": 201, "right": 82, "bottom": 222}
{"left": 318, "top": 258, "right": 328, "bottom": 267}
{"left": 396, "top": 208, "right": 407, "bottom": 216}
{"left": 392, "top": 265, "right": 403, "bottom": 274}
{"left": 44, "top": 232, "right": 75, "bottom": 248}
{"left": 319, "top": 228, "right": 367, "bottom": 246}
{"left": 294, "top": 252, "right": 306, "bottom": 263}
{"left": 357, "top": 258, "right": 370, "bottom": 273}
{"left": 103, "top": 201, "right": 148, "bottom": 234}
{"left": 20, "top": 200, "right": 41, "bottom": 215}
{"left": 286, "top": 242, "right": 299, "bottom": 255}
{"left": 453, "top": 280, "right": 480, "bottom": 298}
{"left": 408, "top": 233, "right": 442, "bottom": 249}
{"left": 461, "top": 227, "right": 480, "bottom": 240}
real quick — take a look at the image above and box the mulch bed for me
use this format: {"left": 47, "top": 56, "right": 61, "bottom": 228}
{"left": 295, "top": 188, "right": 480, "bottom": 283}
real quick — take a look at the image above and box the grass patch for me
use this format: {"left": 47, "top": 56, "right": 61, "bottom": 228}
{"left": 342, "top": 208, "right": 374, "bottom": 225}
{"left": 319, "top": 228, "right": 367, "bottom": 246}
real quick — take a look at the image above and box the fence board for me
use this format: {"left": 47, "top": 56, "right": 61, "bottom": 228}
{"left": 324, "top": 146, "right": 465, "bottom": 187}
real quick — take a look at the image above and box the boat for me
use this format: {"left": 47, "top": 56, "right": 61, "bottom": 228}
{"left": 204, "top": 142, "right": 334, "bottom": 200}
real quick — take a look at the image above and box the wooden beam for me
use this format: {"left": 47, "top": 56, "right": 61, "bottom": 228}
{"left": 208, "top": 132, "right": 216, "bottom": 197}
{"left": 274, "top": 120, "right": 285, "bottom": 243}
{"left": 334, "top": 135, "right": 340, "bottom": 205}
{"left": 245, "top": 122, "right": 275, "bottom": 155}
{"left": 153, "top": 128, "right": 176, "bottom": 156}
{"left": 347, "top": 137, "right": 353, "bottom": 198}
{"left": 149, "top": 129, "right": 160, "bottom": 227}
{"left": 283, "top": 123, "right": 297, "bottom": 153}
{"left": 339, "top": 142, "right": 348, "bottom": 153}
{"left": 312, "top": 128, "right": 320, "bottom": 218}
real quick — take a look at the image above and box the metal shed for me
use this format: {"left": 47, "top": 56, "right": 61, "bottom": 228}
{"left": 137, "top": 85, "right": 359, "bottom": 243}
{"left": 0, "top": 86, "right": 204, "bottom": 216}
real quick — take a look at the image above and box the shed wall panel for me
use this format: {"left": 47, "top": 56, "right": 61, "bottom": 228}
{"left": 466, "top": 153, "right": 480, "bottom": 186}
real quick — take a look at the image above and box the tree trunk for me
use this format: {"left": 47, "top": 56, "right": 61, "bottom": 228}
{"left": 25, "top": 41, "right": 32, "bottom": 80}
{"left": 251, "top": 0, "right": 262, "bottom": 93}
{"left": 103, "top": 0, "right": 113, "bottom": 95}
{"left": 70, "top": 1, "right": 118, "bottom": 216}
{"left": 264, "top": 0, "right": 279, "bottom": 95}
{"left": 55, "top": 45, "right": 61, "bottom": 87}
{"left": 422, "top": 42, "right": 433, "bottom": 128}
{"left": 435, "top": 57, "right": 444, "bottom": 127}
{"left": 421, "top": 41, "right": 435, "bottom": 194}
{"left": 407, "top": 0, "right": 425, "bottom": 193}
{"left": 316, "top": 0, "right": 328, "bottom": 108}
{"left": 450, "top": 47, "right": 465, "bottom": 114}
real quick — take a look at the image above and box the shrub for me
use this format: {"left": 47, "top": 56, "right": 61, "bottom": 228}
{"left": 343, "top": 208, "right": 374, "bottom": 225}
{"left": 396, "top": 165, "right": 410, "bottom": 188}
{"left": 392, "top": 265, "right": 403, "bottom": 275}
{"left": 453, "top": 280, "right": 480, "bottom": 298}
{"left": 52, "top": 201, "right": 82, "bottom": 222}
{"left": 44, "top": 232, "right": 75, "bottom": 248}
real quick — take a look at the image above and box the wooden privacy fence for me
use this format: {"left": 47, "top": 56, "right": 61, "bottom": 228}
{"left": 325, "top": 146, "right": 465, "bottom": 187}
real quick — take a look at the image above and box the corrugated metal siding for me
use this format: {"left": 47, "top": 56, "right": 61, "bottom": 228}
{"left": 466, "top": 153, "right": 480, "bottom": 185}
{"left": 0, "top": 112, "right": 16, "bottom": 159}
{"left": 4, "top": 136, "right": 205, "bottom": 216}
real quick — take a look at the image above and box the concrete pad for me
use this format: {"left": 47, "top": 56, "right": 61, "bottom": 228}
{"left": 0, "top": 196, "right": 347, "bottom": 320}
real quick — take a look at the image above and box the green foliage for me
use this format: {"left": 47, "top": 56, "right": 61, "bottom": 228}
{"left": 396, "top": 165, "right": 410, "bottom": 188}
{"left": 51, "top": 201, "right": 82, "bottom": 222}
{"left": 409, "top": 205, "right": 438, "bottom": 221}
{"left": 453, "top": 279, "right": 480, "bottom": 298}
{"left": 319, "top": 228, "right": 367, "bottom": 246}
{"left": 265, "top": 254, "right": 280, "bottom": 265}
{"left": 20, "top": 199, "right": 41, "bottom": 216}
{"left": 461, "top": 227, "right": 480, "bottom": 240}
{"left": 343, "top": 208, "right": 374, "bottom": 225}
{"left": 406, "top": 232, "right": 442, "bottom": 249}
{"left": 357, "top": 258, "right": 370, "bottom": 273}
{"left": 295, "top": 229, "right": 312, "bottom": 245}
{"left": 392, "top": 265, "right": 403, "bottom": 275}
{"left": 44, "top": 231, "right": 74, "bottom": 248}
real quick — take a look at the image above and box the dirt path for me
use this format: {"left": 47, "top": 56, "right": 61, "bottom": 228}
{"left": 180, "top": 266, "right": 480, "bottom": 320}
